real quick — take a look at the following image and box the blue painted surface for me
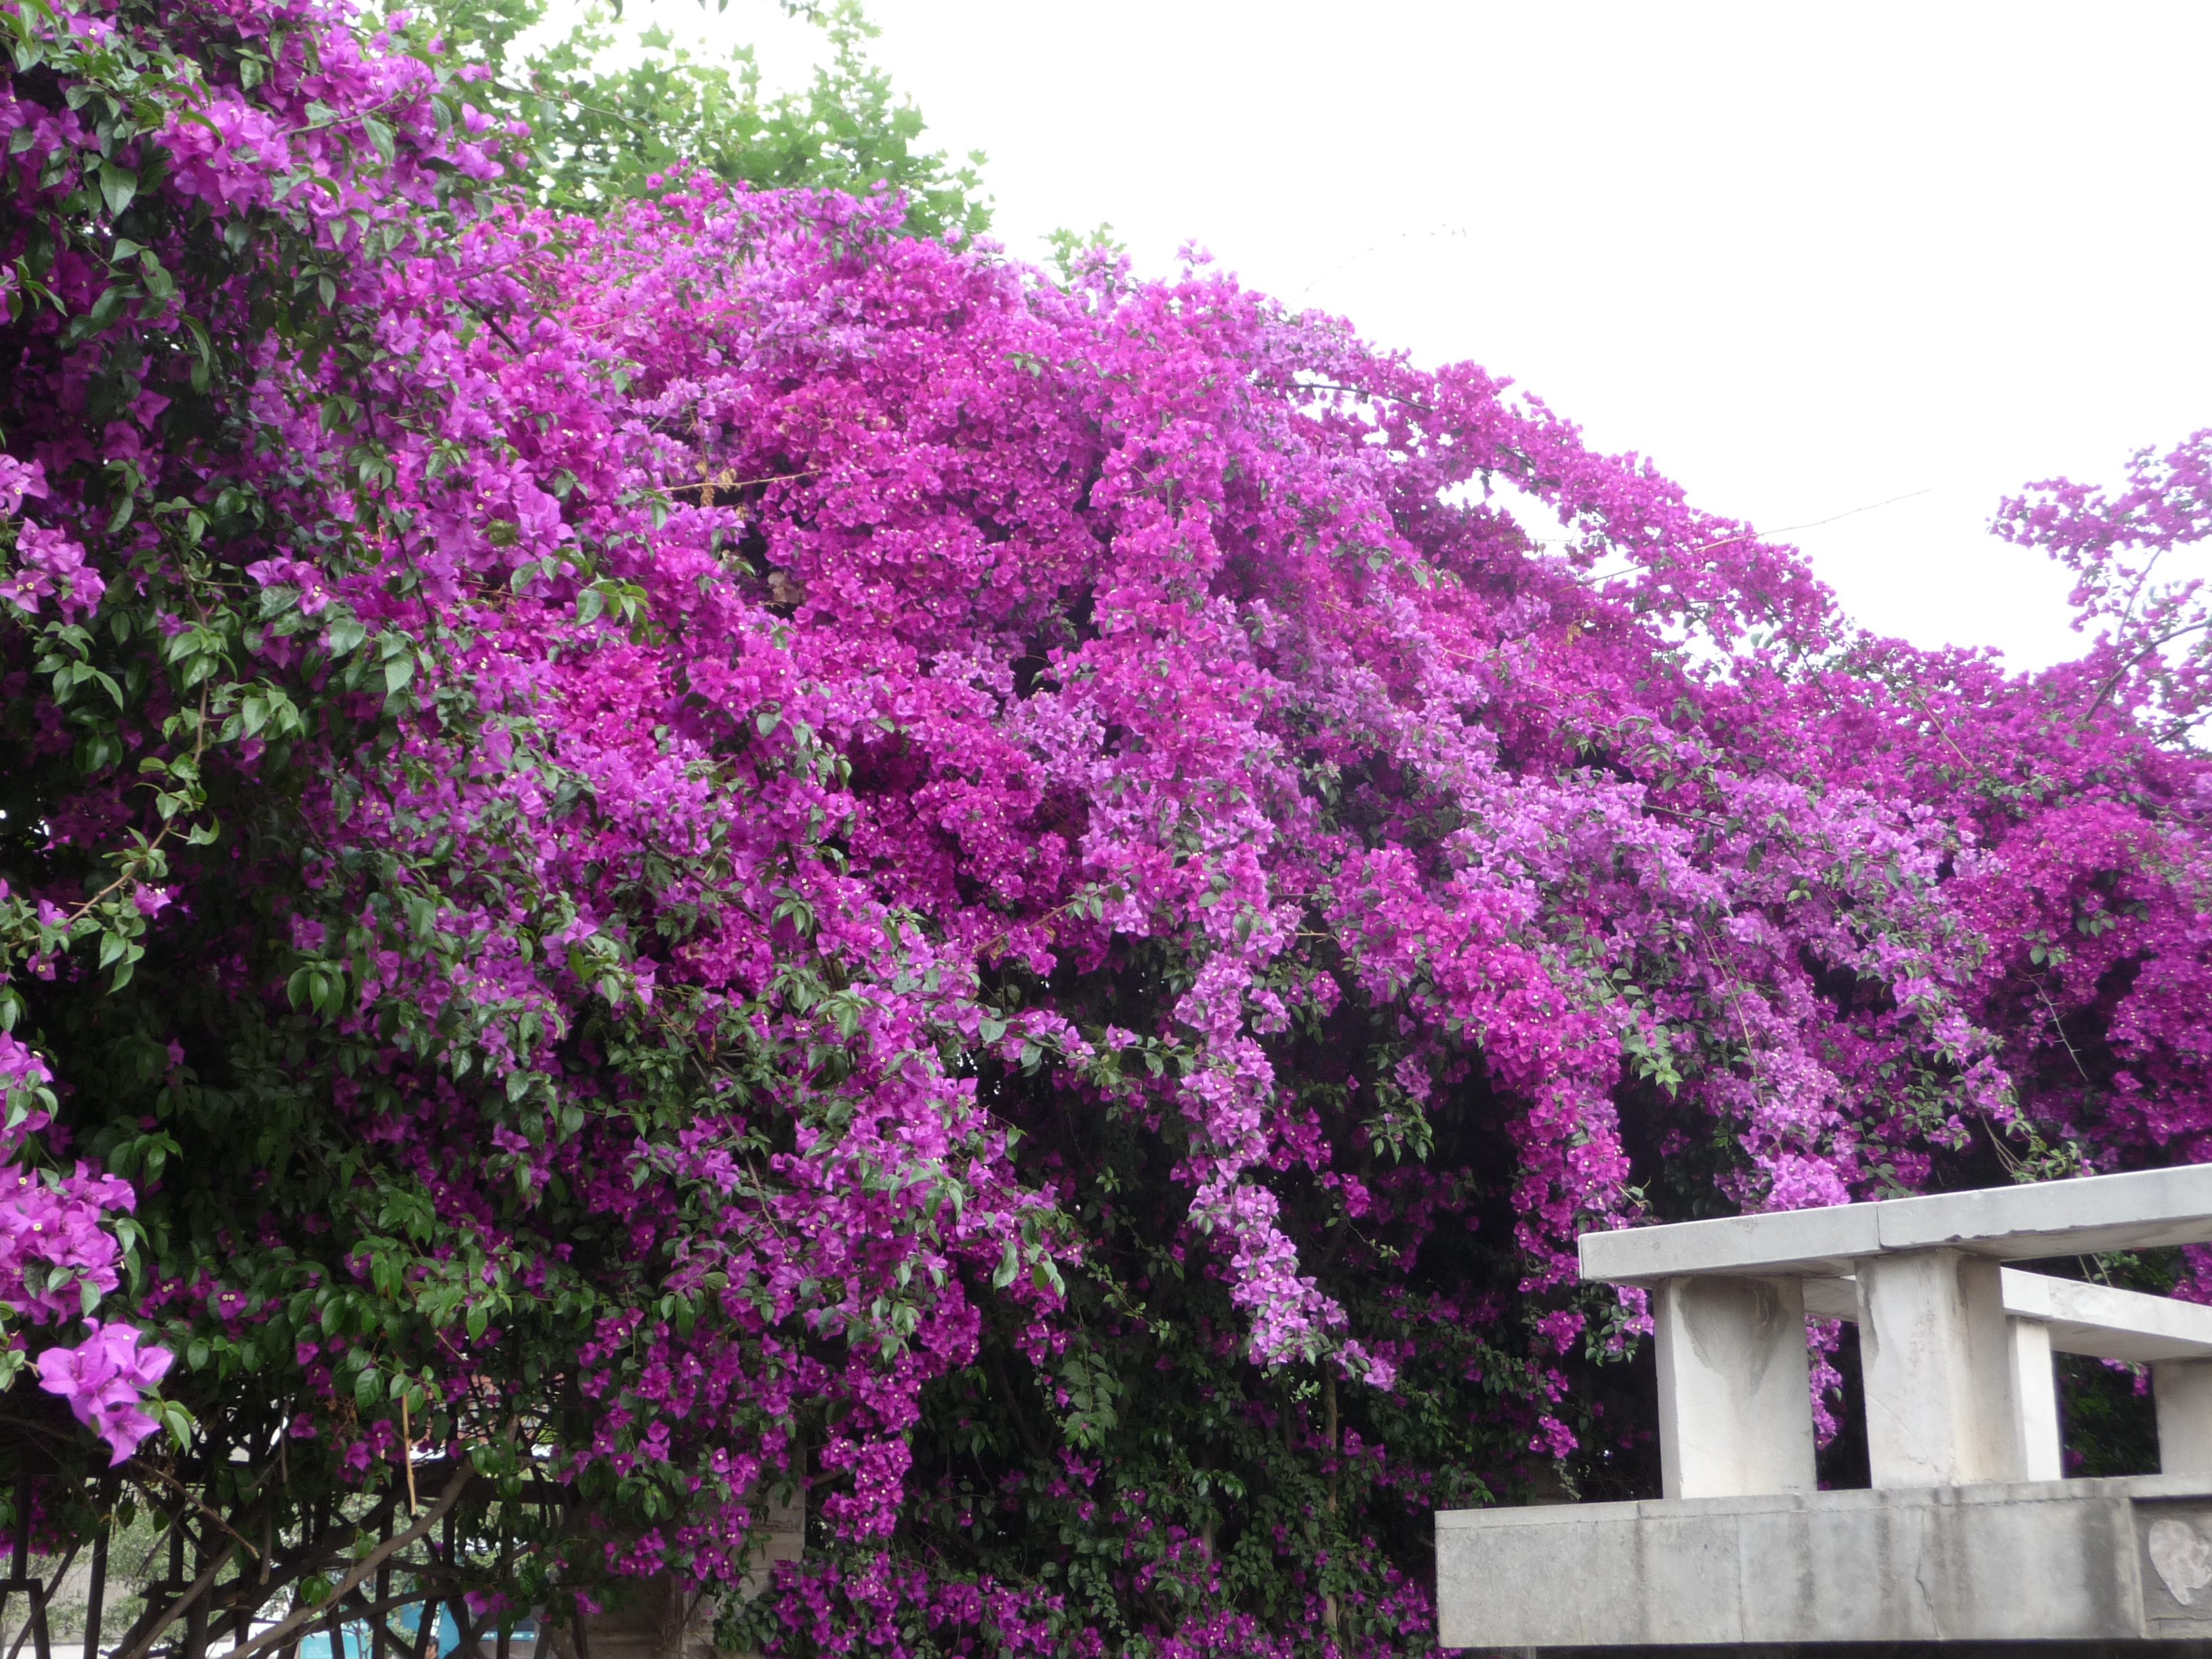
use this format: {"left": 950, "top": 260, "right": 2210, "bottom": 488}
{"left": 312, "top": 1607, "right": 535, "bottom": 1659}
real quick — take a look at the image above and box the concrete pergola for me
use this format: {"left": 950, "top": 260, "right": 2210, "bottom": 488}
{"left": 1436, "top": 1166, "right": 2212, "bottom": 1648}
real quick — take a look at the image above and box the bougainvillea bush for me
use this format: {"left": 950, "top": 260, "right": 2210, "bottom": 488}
{"left": 2, "top": 1, "right": 2208, "bottom": 1655}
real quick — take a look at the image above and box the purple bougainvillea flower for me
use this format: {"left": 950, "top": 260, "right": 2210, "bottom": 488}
{"left": 35, "top": 1323, "right": 175, "bottom": 1465}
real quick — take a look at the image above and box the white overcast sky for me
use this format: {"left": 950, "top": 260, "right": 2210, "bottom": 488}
{"left": 529, "top": 1, "right": 2212, "bottom": 671}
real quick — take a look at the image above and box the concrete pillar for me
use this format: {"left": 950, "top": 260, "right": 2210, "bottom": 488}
{"left": 2155, "top": 1357, "right": 2212, "bottom": 1475}
{"left": 1856, "top": 1248, "right": 2018, "bottom": 1487}
{"left": 2007, "top": 1316, "right": 2063, "bottom": 1480}
{"left": 555, "top": 1486, "right": 804, "bottom": 1659}
{"left": 1652, "top": 1275, "right": 1816, "bottom": 1498}
{"left": 738, "top": 1486, "right": 806, "bottom": 1601}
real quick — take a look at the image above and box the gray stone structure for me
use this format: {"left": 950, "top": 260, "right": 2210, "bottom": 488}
{"left": 547, "top": 1489, "right": 803, "bottom": 1659}
{"left": 1435, "top": 1167, "right": 2212, "bottom": 1648}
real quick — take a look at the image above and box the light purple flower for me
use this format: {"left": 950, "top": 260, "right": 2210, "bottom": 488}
{"left": 35, "top": 1323, "right": 175, "bottom": 1465}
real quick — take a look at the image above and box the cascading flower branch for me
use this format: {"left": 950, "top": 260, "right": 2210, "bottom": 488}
{"left": 1, "top": 1, "right": 2207, "bottom": 1654}
{"left": 0, "top": 1027, "right": 167, "bottom": 1463}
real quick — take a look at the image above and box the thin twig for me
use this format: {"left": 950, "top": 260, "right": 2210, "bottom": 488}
{"left": 2081, "top": 617, "right": 2212, "bottom": 724}
{"left": 1683, "top": 489, "right": 1934, "bottom": 558}
{"left": 114, "top": 1540, "right": 236, "bottom": 1659}
{"left": 1902, "top": 685, "right": 1984, "bottom": 780}
{"left": 1494, "top": 489, "right": 1933, "bottom": 559}
{"left": 117, "top": 1465, "right": 262, "bottom": 1565}
{"left": 2031, "top": 977, "right": 2094, "bottom": 1088}
{"left": 60, "top": 685, "right": 211, "bottom": 929}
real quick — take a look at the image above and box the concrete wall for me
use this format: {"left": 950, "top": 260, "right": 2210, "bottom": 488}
{"left": 1436, "top": 1475, "right": 2212, "bottom": 1650}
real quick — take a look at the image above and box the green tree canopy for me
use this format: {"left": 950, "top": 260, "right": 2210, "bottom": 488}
{"left": 398, "top": 0, "right": 990, "bottom": 230}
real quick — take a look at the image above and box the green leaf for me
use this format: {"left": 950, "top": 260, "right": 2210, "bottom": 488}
{"left": 360, "top": 115, "right": 396, "bottom": 166}
{"left": 97, "top": 161, "right": 136, "bottom": 216}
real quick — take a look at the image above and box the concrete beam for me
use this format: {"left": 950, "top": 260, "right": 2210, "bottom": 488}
{"left": 2001, "top": 1269, "right": 2212, "bottom": 1363}
{"left": 1581, "top": 1203, "right": 1880, "bottom": 1282}
{"left": 1580, "top": 1166, "right": 2212, "bottom": 1286}
{"left": 1801, "top": 1268, "right": 2212, "bottom": 1363}
{"left": 1801, "top": 1273, "right": 1860, "bottom": 1321}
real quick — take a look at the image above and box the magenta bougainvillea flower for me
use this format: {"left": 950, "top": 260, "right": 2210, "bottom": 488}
{"left": 35, "top": 1322, "right": 174, "bottom": 1464}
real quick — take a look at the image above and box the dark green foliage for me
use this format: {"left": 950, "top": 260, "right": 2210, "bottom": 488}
{"left": 2058, "top": 1354, "right": 2160, "bottom": 1478}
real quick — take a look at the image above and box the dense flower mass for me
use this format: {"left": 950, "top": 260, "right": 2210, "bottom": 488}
{"left": 0, "top": 1, "right": 2207, "bottom": 1654}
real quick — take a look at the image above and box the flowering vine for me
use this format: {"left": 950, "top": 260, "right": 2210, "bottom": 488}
{"left": 0, "top": 3, "right": 2206, "bottom": 1656}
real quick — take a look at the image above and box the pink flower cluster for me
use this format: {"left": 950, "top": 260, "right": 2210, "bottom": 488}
{"left": 0, "top": 457, "right": 99, "bottom": 621}
{"left": 35, "top": 1322, "right": 175, "bottom": 1465}
{"left": 1, "top": 1033, "right": 134, "bottom": 1318}
{"left": 3, "top": 1032, "right": 165, "bottom": 1464}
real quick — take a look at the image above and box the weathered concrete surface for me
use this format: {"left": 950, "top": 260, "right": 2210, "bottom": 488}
{"left": 1653, "top": 1276, "right": 1816, "bottom": 1500}
{"left": 2158, "top": 1363, "right": 2212, "bottom": 1478}
{"left": 1435, "top": 1475, "right": 2212, "bottom": 1649}
{"left": 1806, "top": 1270, "right": 2212, "bottom": 1364}
{"left": 2009, "top": 1315, "right": 2064, "bottom": 1483}
{"left": 1579, "top": 1166, "right": 2212, "bottom": 1285}
{"left": 2005, "top": 1273, "right": 2212, "bottom": 1364}
{"left": 1856, "top": 1251, "right": 2018, "bottom": 1489}
{"left": 1580, "top": 1203, "right": 1881, "bottom": 1283}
